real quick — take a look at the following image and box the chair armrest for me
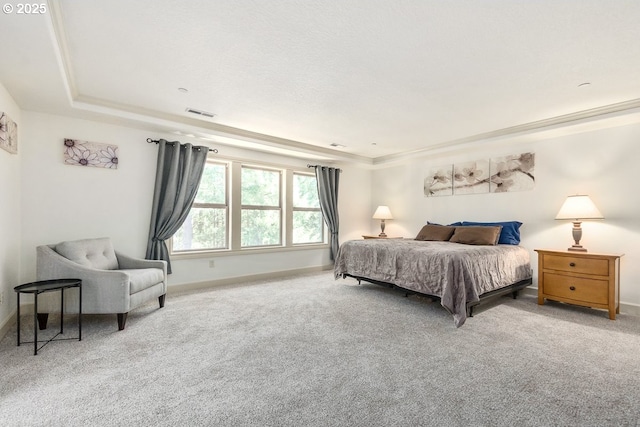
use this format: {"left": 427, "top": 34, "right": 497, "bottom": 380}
{"left": 37, "top": 245, "right": 130, "bottom": 313}
{"left": 115, "top": 252, "right": 168, "bottom": 279}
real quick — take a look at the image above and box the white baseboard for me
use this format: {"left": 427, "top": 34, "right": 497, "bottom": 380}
{"left": 0, "top": 308, "right": 16, "bottom": 341}
{"left": 167, "top": 264, "right": 335, "bottom": 295}
{"left": 522, "top": 286, "right": 640, "bottom": 317}
{"left": 0, "top": 265, "right": 335, "bottom": 341}
{"left": 3, "top": 275, "right": 635, "bottom": 342}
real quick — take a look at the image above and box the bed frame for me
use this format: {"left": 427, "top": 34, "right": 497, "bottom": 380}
{"left": 340, "top": 274, "right": 533, "bottom": 318}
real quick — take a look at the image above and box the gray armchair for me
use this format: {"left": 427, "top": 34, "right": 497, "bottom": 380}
{"left": 36, "top": 237, "right": 167, "bottom": 330}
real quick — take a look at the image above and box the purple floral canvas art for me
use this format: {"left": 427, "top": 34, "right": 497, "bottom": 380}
{"left": 64, "top": 138, "right": 119, "bottom": 169}
{"left": 0, "top": 111, "right": 18, "bottom": 154}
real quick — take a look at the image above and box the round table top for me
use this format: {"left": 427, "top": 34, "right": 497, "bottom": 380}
{"left": 14, "top": 278, "right": 82, "bottom": 294}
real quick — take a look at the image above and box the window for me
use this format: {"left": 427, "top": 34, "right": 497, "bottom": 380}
{"left": 292, "top": 173, "right": 323, "bottom": 244}
{"left": 172, "top": 161, "right": 228, "bottom": 251}
{"left": 241, "top": 166, "right": 282, "bottom": 247}
{"left": 171, "top": 159, "right": 327, "bottom": 255}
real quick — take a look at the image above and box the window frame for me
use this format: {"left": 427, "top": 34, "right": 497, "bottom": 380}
{"left": 291, "top": 171, "right": 325, "bottom": 246}
{"left": 240, "top": 164, "right": 283, "bottom": 248}
{"left": 170, "top": 157, "right": 328, "bottom": 257}
{"left": 170, "top": 160, "right": 230, "bottom": 253}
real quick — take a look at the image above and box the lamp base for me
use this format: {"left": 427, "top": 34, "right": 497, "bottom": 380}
{"left": 568, "top": 221, "right": 588, "bottom": 252}
{"left": 378, "top": 219, "right": 387, "bottom": 238}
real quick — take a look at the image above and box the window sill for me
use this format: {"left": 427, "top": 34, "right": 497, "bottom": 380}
{"left": 170, "top": 243, "right": 329, "bottom": 260}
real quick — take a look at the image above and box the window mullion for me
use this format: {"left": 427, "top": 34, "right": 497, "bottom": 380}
{"left": 172, "top": 160, "right": 327, "bottom": 254}
{"left": 285, "top": 169, "right": 293, "bottom": 247}
{"left": 292, "top": 207, "right": 322, "bottom": 212}
{"left": 241, "top": 205, "right": 280, "bottom": 210}
{"left": 230, "top": 161, "right": 242, "bottom": 250}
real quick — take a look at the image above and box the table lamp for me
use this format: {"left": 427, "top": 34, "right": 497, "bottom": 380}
{"left": 555, "top": 195, "right": 603, "bottom": 252}
{"left": 373, "top": 205, "right": 393, "bottom": 237}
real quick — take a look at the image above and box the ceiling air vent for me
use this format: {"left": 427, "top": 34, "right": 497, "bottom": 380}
{"left": 330, "top": 143, "right": 346, "bottom": 148}
{"left": 185, "top": 108, "right": 216, "bottom": 118}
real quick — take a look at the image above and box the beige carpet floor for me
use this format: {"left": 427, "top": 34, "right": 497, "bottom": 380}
{"left": 1, "top": 271, "right": 639, "bottom": 426}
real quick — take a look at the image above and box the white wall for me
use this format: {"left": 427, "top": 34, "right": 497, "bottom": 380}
{"left": 4, "top": 96, "right": 638, "bottom": 330}
{"left": 17, "top": 112, "right": 372, "bottom": 295}
{"left": 372, "top": 121, "right": 640, "bottom": 308}
{"left": 0, "top": 83, "right": 21, "bottom": 332}
{"left": 168, "top": 160, "right": 371, "bottom": 286}
{"left": 20, "top": 112, "right": 159, "bottom": 281}
{"left": 336, "top": 163, "right": 372, "bottom": 243}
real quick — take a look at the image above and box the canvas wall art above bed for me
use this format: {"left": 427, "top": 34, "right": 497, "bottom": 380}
{"left": 334, "top": 222, "right": 532, "bottom": 327}
{"left": 424, "top": 152, "right": 535, "bottom": 196}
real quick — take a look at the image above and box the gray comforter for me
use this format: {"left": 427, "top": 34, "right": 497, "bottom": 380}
{"left": 334, "top": 239, "right": 532, "bottom": 327}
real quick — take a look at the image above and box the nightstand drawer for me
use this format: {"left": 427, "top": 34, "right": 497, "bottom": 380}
{"left": 542, "top": 254, "right": 609, "bottom": 276}
{"left": 536, "top": 249, "right": 622, "bottom": 320}
{"left": 543, "top": 272, "right": 608, "bottom": 304}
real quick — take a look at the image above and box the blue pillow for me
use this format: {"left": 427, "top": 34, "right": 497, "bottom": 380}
{"left": 460, "top": 221, "right": 523, "bottom": 245}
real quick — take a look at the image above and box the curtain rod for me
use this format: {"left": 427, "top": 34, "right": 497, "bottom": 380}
{"left": 307, "top": 164, "right": 342, "bottom": 172}
{"left": 147, "top": 138, "right": 218, "bottom": 153}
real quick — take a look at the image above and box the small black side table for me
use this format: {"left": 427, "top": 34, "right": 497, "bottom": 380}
{"left": 14, "top": 279, "right": 82, "bottom": 355}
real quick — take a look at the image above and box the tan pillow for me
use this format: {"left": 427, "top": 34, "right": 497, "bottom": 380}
{"left": 415, "top": 224, "right": 456, "bottom": 241}
{"left": 449, "top": 226, "right": 502, "bottom": 245}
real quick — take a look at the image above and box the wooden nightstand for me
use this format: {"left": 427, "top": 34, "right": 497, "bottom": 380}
{"left": 362, "top": 235, "right": 403, "bottom": 239}
{"left": 535, "top": 249, "right": 622, "bottom": 319}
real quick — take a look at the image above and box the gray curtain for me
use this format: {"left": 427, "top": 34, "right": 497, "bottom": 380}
{"left": 146, "top": 139, "right": 208, "bottom": 273}
{"left": 314, "top": 166, "right": 340, "bottom": 261}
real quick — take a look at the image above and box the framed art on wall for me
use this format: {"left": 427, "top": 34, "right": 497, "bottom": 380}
{"left": 63, "top": 138, "right": 119, "bottom": 169}
{"left": 453, "top": 160, "right": 490, "bottom": 195}
{"left": 424, "top": 164, "right": 453, "bottom": 197}
{"left": 0, "top": 111, "right": 18, "bottom": 154}
{"left": 489, "top": 152, "right": 535, "bottom": 192}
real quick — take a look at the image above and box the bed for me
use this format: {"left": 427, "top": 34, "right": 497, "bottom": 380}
{"left": 334, "top": 227, "right": 532, "bottom": 327}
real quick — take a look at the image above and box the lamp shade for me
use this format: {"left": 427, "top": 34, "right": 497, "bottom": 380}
{"left": 372, "top": 205, "right": 393, "bottom": 220}
{"left": 555, "top": 195, "right": 604, "bottom": 220}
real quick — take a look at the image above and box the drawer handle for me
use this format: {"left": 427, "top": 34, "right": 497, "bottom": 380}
{"left": 569, "top": 262, "right": 576, "bottom": 267}
{"left": 569, "top": 286, "right": 576, "bottom": 291}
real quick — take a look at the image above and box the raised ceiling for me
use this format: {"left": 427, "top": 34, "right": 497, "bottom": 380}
{"left": 2, "top": 0, "right": 640, "bottom": 164}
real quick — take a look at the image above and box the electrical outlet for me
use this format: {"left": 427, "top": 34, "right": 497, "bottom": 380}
{"left": 208, "top": 260, "right": 215, "bottom": 268}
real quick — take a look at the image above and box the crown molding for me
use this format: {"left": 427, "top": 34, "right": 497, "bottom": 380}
{"left": 46, "top": 0, "right": 640, "bottom": 169}
{"left": 46, "top": 0, "right": 372, "bottom": 165}
{"left": 372, "top": 97, "right": 640, "bottom": 166}
{"left": 47, "top": 0, "right": 77, "bottom": 103}
{"left": 73, "top": 95, "right": 373, "bottom": 164}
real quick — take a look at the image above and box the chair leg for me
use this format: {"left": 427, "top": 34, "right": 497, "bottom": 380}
{"left": 117, "top": 313, "right": 128, "bottom": 330}
{"left": 158, "top": 294, "right": 166, "bottom": 308}
{"left": 37, "top": 313, "right": 49, "bottom": 330}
